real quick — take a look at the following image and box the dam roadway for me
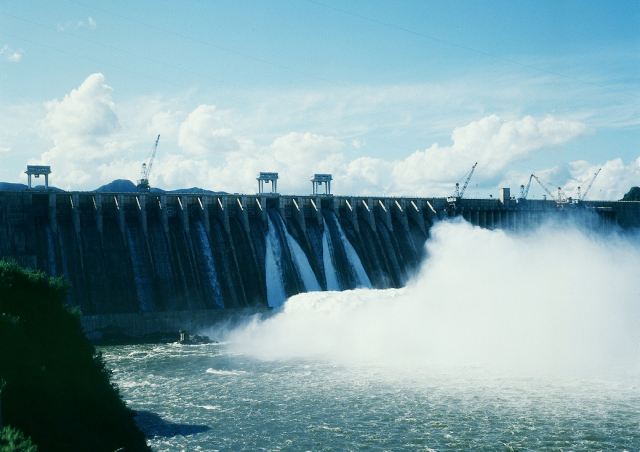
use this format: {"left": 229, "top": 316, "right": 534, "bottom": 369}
{"left": 1, "top": 189, "right": 639, "bottom": 340}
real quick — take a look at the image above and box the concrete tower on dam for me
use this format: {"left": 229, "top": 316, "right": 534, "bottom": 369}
{"left": 1, "top": 169, "right": 639, "bottom": 339}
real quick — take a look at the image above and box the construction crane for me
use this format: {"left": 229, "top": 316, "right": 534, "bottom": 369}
{"left": 530, "top": 173, "right": 573, "bottom": 204}
{"left": 448, "top": 162, "right": 478, "bottom": 202}
{"left": 531, "top": 174, "right": 559, "bottom": 201}
{"left": 137, "top": 134, "right": 160, "bottom": 191}
{"left": 579, "top": 167, "right": 602, "bottom": 201}
{"left": 518, "top": 174, "right": 534, "bottom": 200}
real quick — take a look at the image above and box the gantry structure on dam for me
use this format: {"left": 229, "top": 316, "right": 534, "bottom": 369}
{"left": 3, "top": 166, "right": 638, "bottom": 244}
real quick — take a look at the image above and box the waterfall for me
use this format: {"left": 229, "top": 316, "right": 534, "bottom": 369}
{"left": 277, "top": 216, "right": 321, "bottom": 292}
{"left": 322, "top": 219, "right": 340, "bottom": 290}
{"left": 332, "top": 214, "right": 372, "bottom": 288}
{"left": 46, "top": 225, "right": 57, "bottom": 276}
{"left": 195, "top": 221, "right": 224, "bottom": 308}
{"left": 265, "top": 216, "right": 287, "bottom": 308}
{"left": 125, "top": 226, "right": 153, "bottom": 312}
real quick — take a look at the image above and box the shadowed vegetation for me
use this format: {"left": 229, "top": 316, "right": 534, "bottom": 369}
{"left": 0, "top": 260, "right": 149, "bottom": 451}
{"left": 621, "top": 186, "right": 640, "bottom": 201}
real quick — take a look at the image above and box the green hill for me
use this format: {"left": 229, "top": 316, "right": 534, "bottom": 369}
{"left": 0, "top": 261, "right": 149, "bottom": 451}
{"left": 621, "top": 186, "right": 640, "bottom": 201}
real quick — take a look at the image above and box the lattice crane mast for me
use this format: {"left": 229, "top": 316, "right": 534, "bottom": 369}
{"left": 519, "top": 174, "right": 534, "bottom": 200}
{"left": 579, "top": 167, "right": 602, "bottom": 201}
{"left": 531, "top": 174, "right": 559, "bottom": 201}
{"left": 448, "top": 162, "right": 478, "bottom": 202}
{"left": 137, "top": 134, "right": 160, "bottom": 191}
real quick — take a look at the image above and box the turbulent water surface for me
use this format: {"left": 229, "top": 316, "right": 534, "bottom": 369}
{"left": 103, "top": 342, "right": 640, "bottom": 451}
{"left": 102, "top": 221, "right": 640, "bottom": 450}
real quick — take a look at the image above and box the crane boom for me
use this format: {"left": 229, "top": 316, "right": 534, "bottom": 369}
{"left": 458, "top": 162, "right": 478, "bottom": 199}
{"left": 580, "top": 167, "right": 601, "bottom": 201}
{"left": 519, "top": 174, "right": 534, "bottom": 199}
{"left": 144, "top": 134, "right": 160, "bottom": 178}
{"left": 531, "top": 174, "right": 557, "bottom": 201}
{"left": 137, "top": 134, "right": 161, "bottom": 191}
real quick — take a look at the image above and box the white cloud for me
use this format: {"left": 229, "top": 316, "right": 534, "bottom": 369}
{"left": 85, "top": 16, "right": 97, "bottom": 29}
{"left": 496, "top": 157, "right": 640, "bottom": 202}
{"left": 375, "top": 115, "right": 585, "bottom": 196}
{"left": 42, "top": 73, "right": 118, "bottom": 156}
{"left": 35, "top": 73, "right": 120, "bottom": 187}
{"left": 565, "top": 158, "right": 640, "bottom": 201}
{"left": 0, "top": 45, "right": 23, "bottom": 63}
{"left": 14, "top": 73, "right": 623, "bottom": 198}
{"left": 178, "top": 105, "right": 240, "bottom": 155}
{"left": 149, "top": 131, "right": 346, "bottom": 193}
{"left": 151, "top": 114, "right": 587, "bottom": 196}
{"left": 57, "top": 16, "right": 97, "bottom": 32}
{"left": 271, "top": 132, "right": 343, "bottom": 171}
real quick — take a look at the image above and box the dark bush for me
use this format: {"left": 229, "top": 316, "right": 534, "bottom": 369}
{"left": 0, "top": 261, "right": 149, "bottom": 451}
{"left": 0, "top": 426, "right": 37, "bottom": 452}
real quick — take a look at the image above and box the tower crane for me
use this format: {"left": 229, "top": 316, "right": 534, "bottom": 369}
{"left": 518, "top": 174, "right": 534, "bottom": 200}
{"left": 137, "top": 134, "right": 160, "bottom": 191}
{"left": 447, "top": 162, "right": 478, "bottom": 202}
{"left": 579, "top": 167, "right": 602, "bottom": 201}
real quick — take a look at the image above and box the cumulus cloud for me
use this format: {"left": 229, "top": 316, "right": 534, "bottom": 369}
{"left": 35, "top": 73, "right": 120, "bottom": 187}
{"left": 151, "top": 114, "right": 588, "bottom": 196}
{"left": 178, "top": 105, "right": 239, "bottom": 154}
{"left": 389, "top": 115, "right": 586, "bottom": 193}
{"left": 497, "top": 157, "right": 640, "bottom": 202}
{"left": 566, "top": 158, "right": 640, "bottom": 201}
{"left": 43, "top": 73, "right": 119, "bottom": 156}
{"left": 149, "top": 131, "right": 345, "bottom": 192}
{"left": 23, "top": 73, "right": 608, "bottom": 196}
{"left": 0, "top": 45, "right": 23, "bottom": 62}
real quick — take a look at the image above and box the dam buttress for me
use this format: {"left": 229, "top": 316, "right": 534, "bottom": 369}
{"left": 1, "top": 190, "right": 638, "bottom": 337}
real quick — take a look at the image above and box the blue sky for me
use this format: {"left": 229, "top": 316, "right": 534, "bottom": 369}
{"left": 0, "top": 0, "right": 638, "bottom": 198}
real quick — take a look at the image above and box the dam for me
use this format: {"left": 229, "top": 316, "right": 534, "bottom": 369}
{"left": 1, "top": 185, "right": 639, "bottom": 339}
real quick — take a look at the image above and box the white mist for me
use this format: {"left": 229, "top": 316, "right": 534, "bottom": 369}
{"left": 228, "top": 220, "right": 640, "bottom": 377}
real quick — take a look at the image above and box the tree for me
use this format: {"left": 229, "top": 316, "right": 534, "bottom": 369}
{"left": 0, "top": 261, "right": 149, "bottom": 451}
{"left": 621, "top": 186, "right": 640, "bottom": 201}
{"left": 0, "top": 426, "right": 37, "bottom": 452}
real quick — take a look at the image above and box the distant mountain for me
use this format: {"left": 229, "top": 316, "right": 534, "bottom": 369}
{"left": 1, "top": 179, "right": 228, "bottom": 195}
{"left": 621, "top": 187, "right": 640, "bottom": 201}
{"left": 95, "top": 179, "right": 138, "bottom": 193}
{"left": 0, "top": 182, "right": 28, "bottom": 191}
{"left": 165, "top": 187, "right": 228, "bottom": 195}
{"left": 0, "top": 182, "right": 64, "bottom": 192}
{"left": 95, "top": 180, "right": 228, "bottom": 194}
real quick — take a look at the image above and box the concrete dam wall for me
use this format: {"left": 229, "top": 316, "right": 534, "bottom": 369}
{"left": 1, "top": 190, "right": 639, "bottom": 337}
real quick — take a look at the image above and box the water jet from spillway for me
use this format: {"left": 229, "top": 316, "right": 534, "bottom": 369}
{"left": 228, "top": 220, "right": 640, "bottom": 377}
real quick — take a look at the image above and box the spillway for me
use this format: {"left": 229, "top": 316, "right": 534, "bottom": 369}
{"left": 0, "top": 190, "right": 638, "bottom": 340}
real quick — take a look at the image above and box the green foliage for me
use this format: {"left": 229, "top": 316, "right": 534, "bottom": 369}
{"left": 0, "top": 261, "right": 149, "bottom": 451}
{"left": 621, "top": 186, "right": 640, "bottom": 201}
{"left": 0, "top": 426, "right": 37, "bottom": 452}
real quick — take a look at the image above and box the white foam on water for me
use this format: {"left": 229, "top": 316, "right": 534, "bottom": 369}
{"left": 198, "top": 404, "right": 222, "bottom": 411}
{"left": 205, "top": 368, "right": 247, "bottom": 376}
{"left": 229, "top": 220, "right": 640, "bottom": 377}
